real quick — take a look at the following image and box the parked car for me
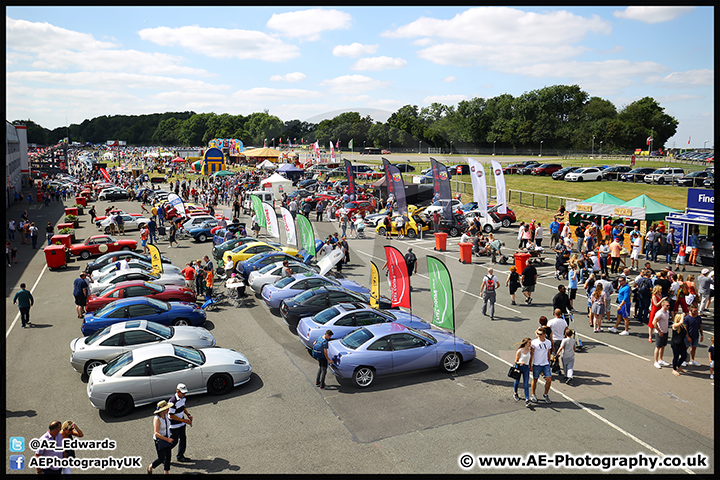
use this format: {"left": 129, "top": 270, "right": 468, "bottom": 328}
{"left": 375, "top": 213, "right": 430, "bottom": 239}
{"left": 644, "top": 167, "right": 685, "bottom": 184}
{"left": 236, "top": 251, "right": 310, "bottom": 281}
{"left": 90, "top": 258, "right": 182, "bottom": 281}
{"left": 327, "top": 323, "right": 476, "bottom": 387}
{"left": 297, "top": 303, "right": 431, "bottom": 350}
{"left": 96, "top": 214, "right": 151, "bottom": 234}
{"left": 619, "top": 167, "right": 656, "bottom": 183}
{"left": 87, "top": 343, "right": 251, "bottom": 417}
{"left": 70, "top": 320, "right": 214, "bottom": 375}
{"left": 462, "top": 211, "right": 502, "bottom": 233}
{"left": 449, "top": 164, "right": 470, "bottom": 175}
{"left": 85, "top": 251, "right": 172, "bottom": 276}
{"left": 69, "top": 235, "right": 138, "bottom": 260}
{"left": 98, "top": 187, "right": 129, "bottom": 201}
{"left": 223, "top": 242, "right": 299, "bottom": 267}
{"left": 503, "top": 161, "right": 538, "bottom": 174}
{"left": 342, "top": 200, "right": 375, "bottom": 218}
{"left": 423, "top": 199, "right": 463, "bottom": 218}
{"left": 436, "top": 214, "right": 470, "bottom": 237}
{"left": 488, "top": 204, "right": 516, "bottom": 228}
{"left": 85, "top": 281, "right": 197, "bottom": 313}
{"left": 552, "top": 166, "right": 580, "bottom": 180}
{"left": 564, "top": 167, "right": 603, "bottom": 182}
{"left": 187, "top": 219, "right": 221, "bottom": 242}
{"left": 279, "top": 286, "right": 393, "bottom": 330}
{"left": 703, "top": 176, "right": 714, "bottom": 188}
{"left": 213, "top": 237, "right": 276, "bottom": 264}
{"left": 182, "top": 215, "right": 216, "bottom": 231}
{"left": 247, "top": 261, "right": 318, "bottom": 295}
{"left": 601, "top": 165, "right": 633, "bottom": 181}
{"left": 676, "top": 171, "right": 713, "bottom": 187}
{"left": 530, "top": 163, "right": 563, "bottom": 176}
{"left": 262, "top": 272, "right": 370, "bottom": 309}
{"left": 391, "top": 163, "right": 416, "bottom": 172}
{"left": 89, "top": 268, "right": 186, "bottom": 295}
{"left": 81, "top": 297, "right": 207, "bottom": 336}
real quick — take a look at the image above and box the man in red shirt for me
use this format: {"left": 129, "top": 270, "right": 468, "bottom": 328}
{"left": 181, "top": 263, "right": 196, "bottom": 292}
{"left": 603, "top": 220, "right": 613, "bottom": 241}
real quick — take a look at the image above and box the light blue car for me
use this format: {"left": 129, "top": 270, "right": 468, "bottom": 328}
{"left": 262, "top": 273, "right": 369, "bottom": 310}
{"left": 297, "top": 303, "right": 430, "bottom": 351}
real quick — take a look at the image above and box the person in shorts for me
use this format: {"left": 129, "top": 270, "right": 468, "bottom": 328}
{"left": 529, "top": 327, "right": 553, "bottom": 404}
{"left": 652, "top": 300, "right": 671, "bottom": 368}
{"left": 520, "top": 263, "right": 538, "bottom": 305}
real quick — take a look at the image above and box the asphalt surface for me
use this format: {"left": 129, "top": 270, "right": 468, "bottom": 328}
{"left": 5, "top": 191, "right": 714, "bottom": 474}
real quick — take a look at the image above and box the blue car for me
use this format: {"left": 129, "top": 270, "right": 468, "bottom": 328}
{"left": 297, "top": 303, "right": 430, "bottom": 350}
{"left": 187, "top": 219, "right": 219, "bottom": 243}
{"left": 262, "top": 273, "right": 370, "bottom": 310}
{"left": 81, "top": 297, "right": 206, "bottom": 336}
{"left": 236, "top": 252, "right": 307, "bottom": 280}
{"left": 327, "top": 323, "right": 476, "bottom": 387}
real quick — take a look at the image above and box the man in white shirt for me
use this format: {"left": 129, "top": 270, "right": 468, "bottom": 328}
{"left": 480, "top": 268, "right": 499, "bottom": 320}
{"left": 119, "top": 257, "right": 131, "bottom": 271}
{"left": 547, "top": 309, "right": 568, "bottom": 372}
{"left": 530, "top": 327, "right": 553, "bottom": 404}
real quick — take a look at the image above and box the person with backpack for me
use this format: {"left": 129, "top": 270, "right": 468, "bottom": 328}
{"left": 480, "top": 268, "right": 499, "bottom": 320}
{"left": 404, "top": 247, "right": 417, "bottom": 290}
{"left": 312, "top": 330, "right": 334, "bottom": 389}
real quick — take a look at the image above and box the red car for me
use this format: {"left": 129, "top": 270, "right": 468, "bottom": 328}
{"left": 530, "top": 163, "right": 563, "bottom": 176}
{"left": 358, "top": 171, "right": 384, "bottom": 180}
{"left": 488, "top": 204, "right": 516, "bottom": 228}
{"left": 343, "top": 200, "right": 376, "bottom": 217}
{"left": 69, "top": 235, "right": 138, "bottom": 260}
{"left": 502, "top": 163, "right": 525, "bottom": 174}
{"left": 85, "top": 281, "right": 197, "bottom": 312}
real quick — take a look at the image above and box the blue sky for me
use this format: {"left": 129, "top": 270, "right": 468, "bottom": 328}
{"left": 6, "top": 6, "right": 714, "bottom": 149}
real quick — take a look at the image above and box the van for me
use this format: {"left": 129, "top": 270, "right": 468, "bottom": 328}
{"left": 643, "top": 167, "right": 684, "bottom": 184}
{"left": 360, "top": 147, "right": 382, "bottom": 155}
{"left": 242, "top": 190, "right": 275, "bottom": 214}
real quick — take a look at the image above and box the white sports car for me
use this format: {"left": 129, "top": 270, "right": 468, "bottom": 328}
{"left": 89, "top": 268, "right": 185, "bottom": 295}
{"left": 246, "top": 249, "right": 344, "bottom": 294}
{"left": 90, "top": 259, "right": 182, "bottom": 281}
{"left": 97, "top": 214, "right": 151, "bottom": 233}
{"left": 564, "top": 167, "right": 603, "bottom": 182}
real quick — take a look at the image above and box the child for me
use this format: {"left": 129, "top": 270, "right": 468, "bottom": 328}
{"left": 554, "top": 327, "right": 577, "bottom": 385}
{"left": 512, "top": 337, "right": 532, "bottom": 407}
{"left": 11, "top": 246, "right": 19, "bottom": 263}
{"left": 709, "top": 336, "right": 715, "bottom": 380}
{"left": 675, "top": 242, "right": 687, "bottom": 272}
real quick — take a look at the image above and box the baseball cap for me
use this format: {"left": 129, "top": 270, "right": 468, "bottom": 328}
{"left": 176, "top": 383, "right": 188, "bottom": 393}
{"left": 701, "top": 268, "right": 709, "bottom": 275}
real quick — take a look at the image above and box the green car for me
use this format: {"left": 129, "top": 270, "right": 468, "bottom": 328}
{"left": 213, "top": 237, "right": 282, "bottom": 267}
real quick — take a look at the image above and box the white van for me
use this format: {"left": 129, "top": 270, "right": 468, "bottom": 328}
{"left": 242, "top": 190, "right": 275, "bottom": 214}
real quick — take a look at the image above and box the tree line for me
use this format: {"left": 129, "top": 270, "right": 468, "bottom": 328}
{"left": 13, "top": 84, "right": 678, "bottom": 154}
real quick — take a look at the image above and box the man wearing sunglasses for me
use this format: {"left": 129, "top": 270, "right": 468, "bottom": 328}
{"left": 529, "top": 328, "right": 553, "bottom": 404}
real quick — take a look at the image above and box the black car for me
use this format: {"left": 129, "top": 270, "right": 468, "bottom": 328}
{"left": 516, "top": 165, "right": 536, "bottom": 175}
{"left": 602, "top": 165, "right": 633, "bottom": 181}
{"left": 298, "top": 178, "right": 318, "bottom": 189}
{"left": 437, "top": 214, "right": 469, "bottom": 237}
{"left": 449, "top": 164, "right": 470, "bottom": 175}
{"left": 391, "top": 163, "right": 416, "bottom": 172}
{"left": 677, "top": 171, "right": 713, "bottom": 187}
{"left": 703, "top": 176, "right": 714, "bottom": 188}
{"left": 84, "top": 251, "right": 172, "bottom": 275}
{"left": 552, "top": 166, "right": 580, "bottom": 180}
{"left": 279, "top": 286, "right": 393, "bottom": 331}
{"left": 619, "top": 167, "right": 655, "bottom": 182}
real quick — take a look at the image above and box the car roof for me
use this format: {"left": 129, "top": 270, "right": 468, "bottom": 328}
{"left": 106, "top": 319, "right": 149, "bottom": 334}
{"left": 123, "top": 343, "right": 180, "bottom": 363}
{"left": 360, "top": 323, "right": 410, "bottom": 335}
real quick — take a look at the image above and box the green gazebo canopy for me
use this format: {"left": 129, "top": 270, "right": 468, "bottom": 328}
{"left": 623, "top": 194, "right": 682, "bottom": 222}
{"left": 580, "top": 191, "right": 626, "bottom": 205}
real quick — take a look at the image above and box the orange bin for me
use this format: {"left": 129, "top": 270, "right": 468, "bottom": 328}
{"left": 513, "top": 252, "right": 532, "bottom": 275}
{"left": 458, "top": 242, "right": 473, "bottom": 264}
{"left": 434, "top": 232, "right": 448, "bottom": 251}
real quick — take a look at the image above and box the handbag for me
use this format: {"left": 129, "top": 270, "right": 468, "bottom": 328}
{"left": 507, "top": 364, "right": 521, "bottom": 380}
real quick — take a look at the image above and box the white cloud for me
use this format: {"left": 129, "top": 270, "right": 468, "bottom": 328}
{"left": 443, "top": 76, "right": 456, "bottom": 83}
{"left": 656, "top": 69, "right": 713, "bottom": 86}
{"left": 269, "top": 72, "right": 307, "bottom": 82}
{"left": 267, "top": 8, "right": 351, "bottom": 41}
{"left": 423, "top": 94, "right": 467, "bottom": 105}
{"left": 417, "top": 42, "right": 588, "bottom": 68}
{"left": 319, "top": 75, "right": 390, "bottom": 94}
{"left": 231, "top": 87, "right": 322, "bottom": 101}
{"left": 138, "top": 25, "right": 299, "bottom": 62}
{"left": 613, "top": 7, "right": 695, "bottom": 24}
{"left": 350, "top": 56, "right": 407, "bottom": 71}
{"left": 332, "top": 42, "right": 378, "bottom": 57}
{"left": 6, "top": 16, "right": 117, "bottom": 52}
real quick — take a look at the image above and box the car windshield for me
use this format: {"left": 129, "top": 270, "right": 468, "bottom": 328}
{"left": 98, "top": 284, "right": 117, "bottom": 297}
{"left": 85, "top": 325, "right": 113, "bottom": 345}
{"left": 142, "top": 282, "right": 164, "bottom": 293}
{"left": 173, "top": 345, "right": 205, "bottom": 365}
{"left": 258, "top": 263, "right": 279, "bottom": 274}
{"left": 245, "top": 253, "right": 267, "bottom": 264}
{"left": 406, "top": 326, "right": 437, "bottom": 344}
{"left": 103, "top": 351, "right": 133, "bottom": 377}
{"left": 146, "top": 321, "right": 173, "bottom": 339}
{"left": 628, "top": 168, "right": 649, "bottom": 173}
{"left": 312, "top": 307, "right": 340, "bottom": 325}
{"left": 344, "top": 203, "right": 358, "bottom": 209}
{"left": 293, "top": 288, "right": 320, "bottom": 303}
{"left": 687, "top": 171, "right": 703, "bottom": 177}
{"left": 340, "top": 327, "right": 374, "bottom": 349}
{"left": 146, "top": 297, "right": 170, "bottom": 311}
{"left": 94, "top": 300, "right": 119, "bottom": 317}
{"left": 274, "top": 276, "right": 296, "bottom": 288}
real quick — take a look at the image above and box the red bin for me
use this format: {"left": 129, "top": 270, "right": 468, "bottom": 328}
{"left": 44, "top": 244, "right": 68, "bottom": 270}
{"left": 51, "top": 234, "right": 72, "bottom": 249}
{"left": 458, "top": 242, "right": 473, "bottom": 264}
{"left": 65, "top": 207, "right": 78, "bottom": 216}
{"left": 513, "top": 252, "right": 532, "bottom": 275}
{"left": 434, "top": 232, "right": 448, "bottom": 251}
{"left": 75, "top": 196, "right": 87, "bottom": 207}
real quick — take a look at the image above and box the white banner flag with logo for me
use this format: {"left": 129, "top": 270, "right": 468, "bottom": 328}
{"left": 280, "top": 207, "right": 297, "bottom": 245}
{"left": 490, "top": 159, "right": 507, "bottom": 214}
{"left": 167, "top": 193, "right": 186, "bottom": 217}
{"left": 467, "top": 158, "right": 487, "bottom": 217}
{"left": 262, "top": 202, "right": 280, "bottom": 239}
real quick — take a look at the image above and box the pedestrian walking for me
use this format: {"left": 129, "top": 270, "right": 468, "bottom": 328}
{"left": 520, "top": 262, "right": 538, "bottom": 305}
{"left": 34, "top": 421, "right": 63, "bottom": 475}
{"left": 480, "top": 268, "right": 499, "bottom": 320}
{"left": 148, "top": 218, "right": 157, "bottom": 244}
{"left": 140, "top": 225, "right": 150, "bottom": 254}
{"left": 404, "top": 247, "right": 417, "bottom": 290}
{"left": 45, "top": 222, "right": 55, "bottom": 246}
{"left": 529, "top": 327, "right": 553, "bottom": 404}
{"left": 682, "top": 304, "right": 704, "bottom": 366}
{"left": 313, "top": 330, "right": 334, "bottom": 389}
{"left": 670, "top": 313, "right": 690, "bottom": 376}
{"left": 512, "top": 337, "right": 532, "bottom": 407}
{"left": 652, "top": 300, "right": 671, "bottom": 368}
{"left": 609, "top": 276, "right": 631, "bottom": 335}
{"left": 60, "top": 421, "right": 84, "bottom": 474}
{"left": 554, "top": 327, "right": 577, "bottom": 385}
{"left": 168, "top": 383, "right": 193, "bottom": 463}
{"left": 13, "top": 282, "right": 34, "bottom": 328}
{"left": 29, "top": 222, "right": 39, "bottom": 249}
{"left": 73, "top": 272, "right": 90, "bottom": 318}
{"left": 8, "top": 218, "right": 16, "bottom": 241}
{"left": 168, "top": 221, "right": 179, "bottom": 248}
{"left": 315, "top": 200, "right": 324, "bottom": 222}
{"left": 147, "top": 400, "right": 175, "bottom": 474}
{"left": 506, "top": 265, "right": 521, "bottom": 305}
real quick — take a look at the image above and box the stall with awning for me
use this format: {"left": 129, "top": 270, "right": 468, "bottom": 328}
{"left": 665, "top": 188, "right": 714, "bottom": 266}
{"left": 622, "top": 194, "right": 681, "bottom": 223}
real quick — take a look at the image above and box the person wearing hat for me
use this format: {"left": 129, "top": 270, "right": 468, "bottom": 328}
{"left": 148, "top": 400, "right": 175, "bottom": 474}
{"left": 168, "top": 383, "right": 193, "bottom": 462}
{"left": 698, "top": 268, "right": 713, "bottom": 315}
{"left": 73, "top": 272, "right": 89, "bottom": 318}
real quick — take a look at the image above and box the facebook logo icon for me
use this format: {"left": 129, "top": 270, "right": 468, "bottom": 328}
{"left": 10, "top": 454, "right": 25, "bottom": 470}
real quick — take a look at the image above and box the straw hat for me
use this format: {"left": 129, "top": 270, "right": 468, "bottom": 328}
{"left": 154, "top": 400, "right": 173, "bottom": 415}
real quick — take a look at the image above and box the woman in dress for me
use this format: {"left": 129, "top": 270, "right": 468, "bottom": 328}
{"left": 506, "top": 265, "right": 521, "bottom": 305}
{"left": 670, "top": 313, "right": 690, "bottom": 376}
{"left": 647, "top": 285, "right": 665, "bottom": 343}
{"left": 590, "top": 282, "right": 606, "bottom": 332}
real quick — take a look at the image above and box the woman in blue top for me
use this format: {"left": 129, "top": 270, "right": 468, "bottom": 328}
{"left": 568, "top": 264, "right": 578, "bottom": 311}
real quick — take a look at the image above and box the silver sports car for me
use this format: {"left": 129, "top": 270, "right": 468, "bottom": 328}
{"left": 87, "top": 343, "right": 252, "bottom": 417}
{"left": 89, "top": 268, "right": 185, "bottom": 294}
{"left": 70, "top": 320, "right": 216, "bottom": 375}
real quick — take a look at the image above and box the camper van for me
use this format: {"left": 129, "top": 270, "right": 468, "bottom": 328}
{"left": 242, "top": 190, "right": 275, "bottom": 214}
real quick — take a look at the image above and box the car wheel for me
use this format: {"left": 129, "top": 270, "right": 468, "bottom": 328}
{"left": 198, "top": 233, "right": 207, "bottom": 242}
{"left": 104, "top": 226, "right": 112, "bottom": 234}
{"left": 105, "top": 393, "right": 134, "bottom": 417}
{"left": 449, "top": 227, "right": 460, "bottom": 237}
{"left": 353, "top": 367, "right": 375, "bottom": 387}
{"left": 208, "top": 373, "right": 233, "bottom": 395}
{"left": 121, "top": 246, "right": 131, "bottom": 251}
{"left": 80, "top": 250, "right": 91, "bottom": 260}
{"left": 483, "top": 224, "right": 493, "bottom": 233}
{"left": 84, "top": 360, "right": 105, "bottom": 376}
{"left": 657, "top": 178, "right": 664, "bottom": 184}
{"left": 501, "top": 218, "right": 511, "bottom": 228}
{"left": 577, "top": 176, "right": 583, "bottom": 182}
{"left": 407, "top": 229, "right": 417, "bottom": 239}
{"left": 172, "top": 318, "right": 190, "bottom": 326}
{"left": 440, "top": 352, "right": 461, "bottom": 373}
{"left": 377, "top": 227, "right": 386, "bottom": 236}
{"left": 596, "top": 175, "right": 602, "bottom": 181}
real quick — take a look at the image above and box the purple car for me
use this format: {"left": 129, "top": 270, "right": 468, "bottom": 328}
{"left": 297, "top": 303, "right": 430, "bottom": 350}
{"left": 327, "top": 323, "right": 476, "bottom": 387}
{"left": 262, "top": 273, "right": 369, "bottom": 310}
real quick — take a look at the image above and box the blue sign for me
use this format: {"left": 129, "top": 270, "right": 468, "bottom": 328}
{"left": 686, "top": 188, "right": 713, "bottom": 213}
{"left": 9, "top": 455, "right": 25, "bottom": 470}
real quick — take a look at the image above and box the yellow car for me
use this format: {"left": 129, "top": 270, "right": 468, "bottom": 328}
{"left": 222, "top": 242, "right": 300, "bottom": 265}
{"left": 375, "top": 213, "right": 430, "bottom": 238}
